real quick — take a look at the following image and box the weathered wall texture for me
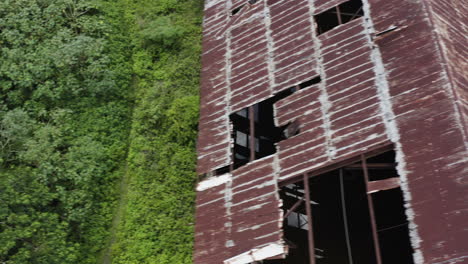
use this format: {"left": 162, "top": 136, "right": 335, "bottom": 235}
{"left": 368, "top": 0, "right": 468, "bottom": 263}
{"left": 426, "top": 0, "right": 468, "bottom": 140}
{"left": 195, "top": 0, "right": 468, "bottom": 263}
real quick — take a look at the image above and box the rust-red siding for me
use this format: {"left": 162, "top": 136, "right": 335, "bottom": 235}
{"left": 195, "top": 0, "right": 468, "bottom": 263}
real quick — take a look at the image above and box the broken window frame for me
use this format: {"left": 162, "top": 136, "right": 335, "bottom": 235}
{"left": 199, "top": 76, "right": 321, "bottom": 178}
{"left": 229, "top": 77, "right": 321, "bottom": 170}
{"left": 230, "top": 96, "right": 289, "bottom": 169}
{"left": 314, "top": 0, "right": 364, "bottom": 35}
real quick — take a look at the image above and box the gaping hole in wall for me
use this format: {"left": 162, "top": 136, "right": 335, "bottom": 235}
{"left": 275, "top": 149, "right": 414, "bottom": 264}
{"left": 230, "top": 89, "right": 294, "bottom": 169}
{"left": 231, "top": 4, "right": 245, "bottom": 16}
{"left": 279, "top": 182, "right": 310, "bottom": 264}
{"left": 373, "top": 188, "right": 414, "bottom": 263}
{"left": 315, "top": 0, "right": 364, "bottom": 35}
{"left": 314, "top": 8, "right": 340, "bottom": 35}
{"left": 229, "top": 77, "right": 322, "bottom": 170}
{"left": 215, "top": 165, "right": 231, "bottom": 176}
{"left": 299, "top": 76, "right": 321, "bottom": 90}
{"left": 339, "top": 0, "right": 364, "bottom": 23}
{"left": 231, "top": 108, "right": 251, "bottom": 168}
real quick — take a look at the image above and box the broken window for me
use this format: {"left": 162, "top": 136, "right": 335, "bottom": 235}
{"left": 276, "top": 148, "right": 415, "bottom": 264}
{"left": 230, "top": 77, "right": 321, "bottom": 169}
{"left": 230, "top": 0, "right": 257, "bottom": 16}
{"left": 230, "top": 89, "right": 293, "bottom": 169}
{"left": 314, "top": 0, "right": 364, "bottom": 35}
{"left": 198, "top": 76, "right": 322, "bottom": 180}
{"left": 231, "top": 4, "right": 245, "bottom": 16}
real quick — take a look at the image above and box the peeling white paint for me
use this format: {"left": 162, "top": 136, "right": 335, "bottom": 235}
{"left": 196, "top": 173, "right": 232, "bottom": 191}
{"left": 231, "top": 192, "right": 274, "bottom": 207}
{"left": 307, "top": 0, "right": 336, "bottom": 160}
{"left": 278, "top": 141, "right": 325, "bottom": 162}
{"left": 421, "top": 0, "right": 468, "bottom": 152}
{"left": 231, "top": 175, "right": 273, "bottom": 190}
{"left": 433, "top": 255, "right": 468, "bottom": 264}
{"left": 233, "top": 179, "right": 276, "bottom": 195}
{"left": 224, "top": 242, "right": 287, "bottom": 264}
{"left": 263, "top": 2, "right": 277, "bottom": 95}
{"left": 236, "top": 220, "right": 278, "bottom": 232}
{"left": 362, "top": 1, "right": 424, "bottom": 263}
{"left": 226, "top": 240, "right": 235, "bottom": 248}
{"left": 272, "top": 154, "right": 284, "bottom": 241}
{"left": 254, "top": 230, "right": 282, "bottom": 240}
{"left": 279, "top": 159, "right": 329, "bottom": 182}
{"left": 240, "top": 201, "right": 271, "bottom": 212}
{"left": 204, "top": 0, "right": 225, "bottom": 10}
{"left": 224, "top": 169, "right": 234, "bottom": 250}
{"left": 329, "top": 100, "right": 379, "bottom": 122}
{"left": 198, "top": 196, "right": 225, "bottom": 207}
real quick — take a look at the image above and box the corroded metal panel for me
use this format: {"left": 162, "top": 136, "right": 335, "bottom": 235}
{"left": 268, "top": 0, "right": 318, "bottom": 91}
{"left": 275, "top": 17, "right": 389, "bottom": 181}
{"left": 427, "top": 0, "right": 468, "bottom": 145}
{"left": 195, "top": 0, "right": 468, "bottom": 263}
{"left": 197, "top": 0, "right": 231, "bottom": 174}
{"left": 369, "top": 0, "right": 468, "bottom": 263}
{"left": 229, "top": 2, "right": 272, "bottom": 112}
{"left": 229, "top": 156, "right": 283, "bottom": 257}
{"left": 314, "top": 0, "right": 352, "bottom": 14}
{"left": 194, "top": 183, "right": 231, "bottom": 263}
{"left": 194, "top": 157, "right": 283, "bottom": 264}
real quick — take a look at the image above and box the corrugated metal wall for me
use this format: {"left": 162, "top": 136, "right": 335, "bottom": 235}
{"left": 194, "top": 0, "right": 468, "bottom": 263}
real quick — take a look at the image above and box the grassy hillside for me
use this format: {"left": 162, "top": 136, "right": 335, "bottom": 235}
{"left": 109, "top": 0, "right": 203, "bottom": 263}
{"left": 0, "top": 0, "right": 203, "bottom": 263}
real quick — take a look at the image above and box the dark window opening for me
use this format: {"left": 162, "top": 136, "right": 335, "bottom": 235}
{"left": 229, "top": 77, "right": 321, "bottom": 170}
{"left": 373, "top": 188, "right": 414, "bottom": 263}
{"left": 345, "top": 150, "right": 398, "bottom": 181}
{"left": 276, "top": 149, "right": 414, "bottom": 264}
{"left": 315, "top": 9, "right": 340, "bottom": 35}
{"left": 231, "top": 4, "right": 245, "bottom": 16}
{"left": 299, "top": 76, "right": 321, "bottom": 89}
{"left": 215, "top": 165, "right": 231, "bottom": 176}
{"left": 314, "top": 0, "right": 364, "bottom": 35}
{"left": 230, "top": 89, "right": 293, "bottom": 169}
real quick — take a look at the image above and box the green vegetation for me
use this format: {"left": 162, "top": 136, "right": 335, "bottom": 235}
{"left": 109, "top": 0, "right": 203, "bottom": 263}
{"left": 0, "top": 0, "right": 203, "bottom": 263}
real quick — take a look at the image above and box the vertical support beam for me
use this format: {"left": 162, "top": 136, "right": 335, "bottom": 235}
{"left": 249, "top": 106, "right": 255, "bottom": 161}
{"left": 336, "top": 6, "right": 343, "bottom": 25}
{"left": 303, "top": 174, "right": 316, "bottom": 264}
{"left": 362, "top": 154, "right": 383, "bottom": 264}
{"left": 339, "top": 169, "right": 354, "bottom": 264}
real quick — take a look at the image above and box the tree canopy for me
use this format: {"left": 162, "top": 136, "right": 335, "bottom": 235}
{"left": 0, "top": 0, "right": 202, "bottom": 263}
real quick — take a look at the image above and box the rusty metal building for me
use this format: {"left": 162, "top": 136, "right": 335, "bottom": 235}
{"left": 194, "top": 0, "right": 467, "bottom": 263}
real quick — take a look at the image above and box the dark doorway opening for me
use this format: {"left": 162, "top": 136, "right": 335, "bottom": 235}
{"left": 275, "top": 149, "right": 415, "bottom": 264}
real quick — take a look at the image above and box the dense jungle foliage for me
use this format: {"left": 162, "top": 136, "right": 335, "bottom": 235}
{"left": 0, "top": 0, "right": 203, "bottom": 263}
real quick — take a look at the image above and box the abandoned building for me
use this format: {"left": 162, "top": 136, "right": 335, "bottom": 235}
{"left": 194, "top": 0, "right": 467, "bottom": 263}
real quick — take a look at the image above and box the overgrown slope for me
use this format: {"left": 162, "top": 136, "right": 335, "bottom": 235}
{"left": 0, "top": 0, "right": 203, "bottom": 263}
{"left": 109, "top": 0, "right": 203, "bottom": 263}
